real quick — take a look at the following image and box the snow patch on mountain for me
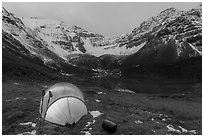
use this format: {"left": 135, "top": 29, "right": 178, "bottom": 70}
{"left": 82, "top": 37, "right": 146, "bottom": 57}
{"left": 22, "top": 17, "right": 62, "bottom": 30}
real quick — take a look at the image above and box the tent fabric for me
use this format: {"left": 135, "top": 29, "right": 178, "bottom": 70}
{"left": 39, "top": 82, "right": 87, "bottom": 126}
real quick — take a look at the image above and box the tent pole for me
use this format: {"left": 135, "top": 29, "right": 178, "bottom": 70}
{"left": 39, "top": 90, "right": 45, "bottom": 133}
{"left": 40, "top": 91, "right": 53, "bottom": 133}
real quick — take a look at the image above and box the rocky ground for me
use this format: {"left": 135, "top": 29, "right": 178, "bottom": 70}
{"left": 2, "top": 75, "right": 202, "bottom": 135}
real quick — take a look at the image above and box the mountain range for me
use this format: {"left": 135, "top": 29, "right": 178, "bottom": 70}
{"left": 2, "top": 5, "right": 202, "bottom": 80}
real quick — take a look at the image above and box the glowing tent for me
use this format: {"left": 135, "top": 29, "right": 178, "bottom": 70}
{"left": 39, "top": 82, "right": 87, "bottom": 126}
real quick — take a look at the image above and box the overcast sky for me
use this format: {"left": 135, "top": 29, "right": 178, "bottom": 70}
{"left": 3, "top": 2, "right": 201, "bottom": 37}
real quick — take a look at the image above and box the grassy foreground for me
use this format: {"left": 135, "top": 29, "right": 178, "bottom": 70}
{"left": 2, "top": 78, "right": 202, "bottom": 135}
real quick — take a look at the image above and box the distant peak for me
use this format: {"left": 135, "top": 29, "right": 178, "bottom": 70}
{"left": 71, "top": 25, "right": 83, "bottom": 30}
{"left": 159, "top": 7, "right": 180, "bottom": 15}
{"left": 167, "top": 7, "right": 177, "bottom": 10}
{"left": 68, "top": 25, "right": 88, "bottom": 32}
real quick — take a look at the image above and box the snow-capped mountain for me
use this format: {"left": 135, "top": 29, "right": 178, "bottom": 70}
{"left": 120, "top": 6, "right": 202, "bottom": 67}
{"left": 21, "top": 16, "right": 147, "bottom": 57}
{"left": 115, "top": 6, "right": 201, "bottom": 61}
{"left": 2, "top": 5, "right": 202, "bottom": 76}
{"left": 2, "top": 7, "right": 65, "bottom": 66}
{"left": 2, "top": 7, "right": 157, "bottom": 59}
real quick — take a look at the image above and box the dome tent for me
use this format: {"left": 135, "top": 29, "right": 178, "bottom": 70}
{"left": 39, "top": 82, "right": 87, "bottom": 126}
